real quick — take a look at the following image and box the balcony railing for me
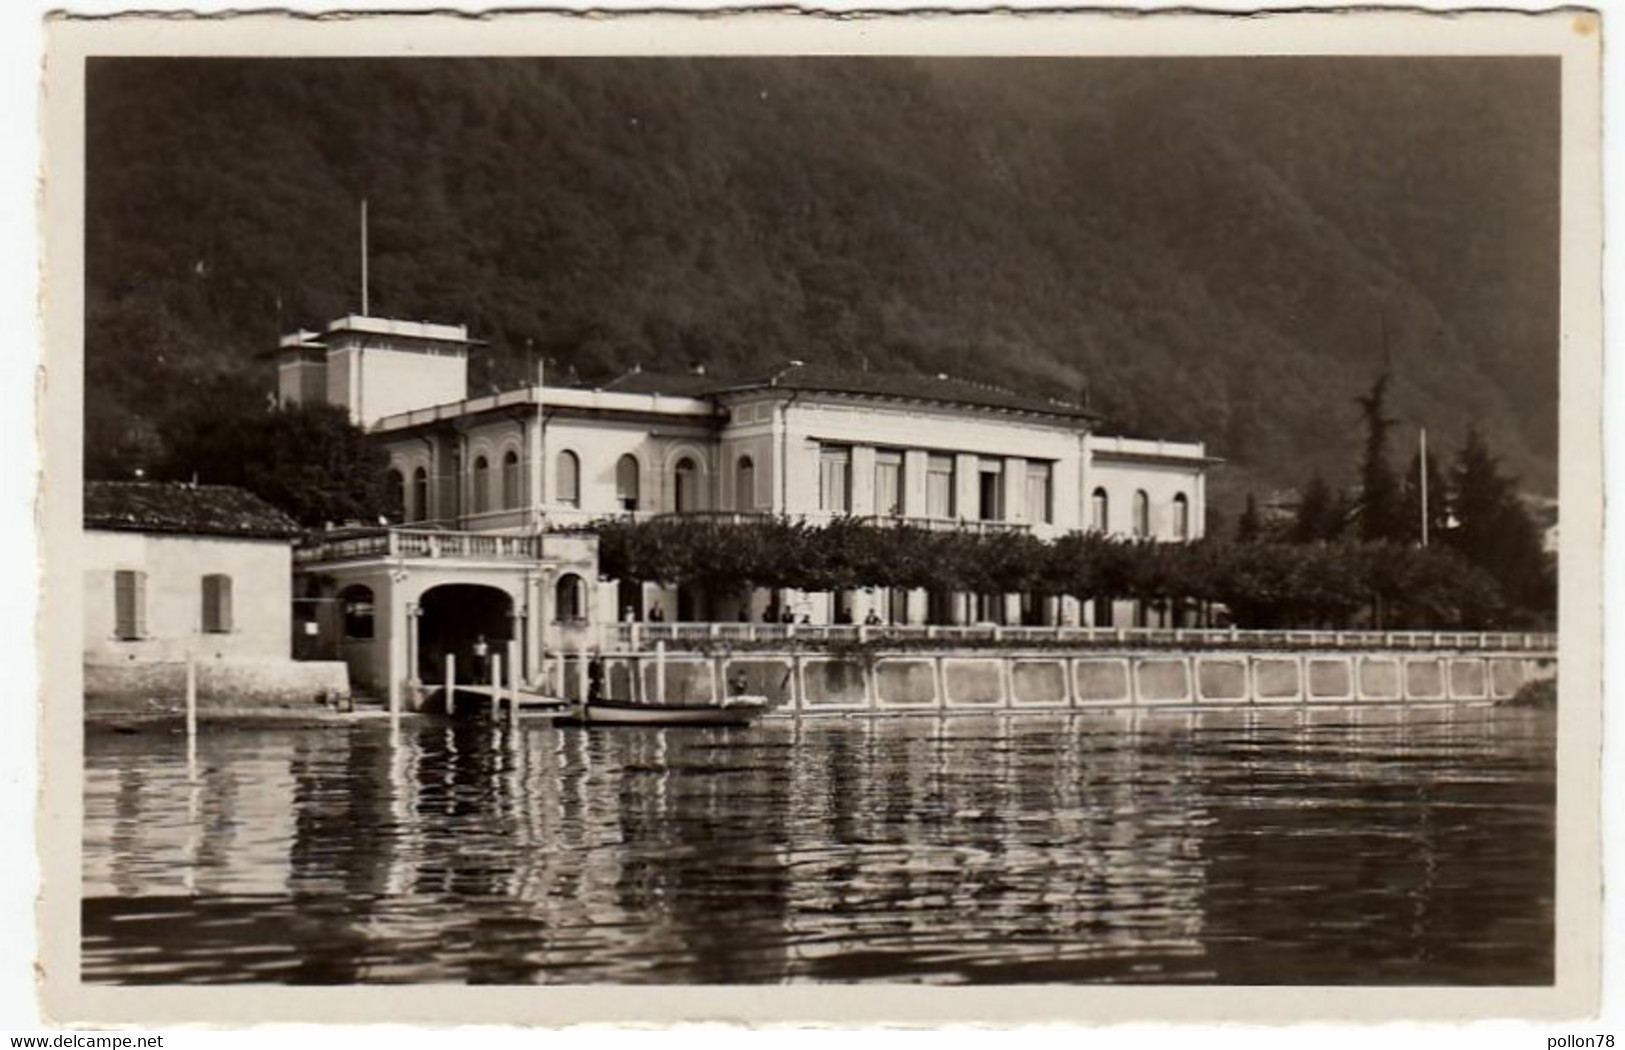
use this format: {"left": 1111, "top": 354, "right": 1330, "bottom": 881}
{"left": 608, "top": 622, "right": 1557, "bottom": 653}
{"left": 296, "top": 528, "right": 544, "bottom": 565}
{"left": 652, "top": 510, "right": 1031, "bottom": 534}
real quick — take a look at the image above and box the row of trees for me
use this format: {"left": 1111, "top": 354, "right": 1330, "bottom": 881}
{"left": 596, "top": 515, "right": 1518, "bottom": 630}
{"left": 1235, "top": 372, "right": 1554, "bottom": 625}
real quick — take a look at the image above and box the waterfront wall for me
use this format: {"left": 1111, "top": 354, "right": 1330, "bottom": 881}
{"left": 85, "top": 658, "right": 351, "bottom": 718}
{"left": 557, "top": 646, "right": 1557, "bottom": 714}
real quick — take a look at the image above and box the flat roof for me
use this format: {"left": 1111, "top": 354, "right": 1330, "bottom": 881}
{"left": 323, "top": 314, "right": 472, "bottom": 344}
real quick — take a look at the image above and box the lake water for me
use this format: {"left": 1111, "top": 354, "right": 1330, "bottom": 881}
{"left": 83, "top": 706, "right": 1554, "bottom": 985}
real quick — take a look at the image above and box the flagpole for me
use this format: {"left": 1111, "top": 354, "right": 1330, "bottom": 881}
{"left": 1419, "top": 425, "right": 1429, "bottom": 547}
{"left": 360, "top": 198, "right": 369, "bottom": 316}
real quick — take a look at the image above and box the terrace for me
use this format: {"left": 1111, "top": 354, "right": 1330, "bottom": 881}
{"left": 655, "top": 510, "right": 1032, "bottom": 534}
{"left": 295, "top": 527, "right": 546, "bottom": 565}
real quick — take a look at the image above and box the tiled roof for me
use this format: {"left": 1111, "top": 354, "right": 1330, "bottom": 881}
{"left": 85, "top": 481, "right": 301, "bottom": 540}
{"left": 709, "top": 363, "right": 1097, "bottom": 421}
{"left": 596, "top": 368, "right": 717, "bottom": 398}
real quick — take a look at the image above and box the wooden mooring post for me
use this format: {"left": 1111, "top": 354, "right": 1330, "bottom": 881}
{"left": 444, "top": 653, "right": 456, "bottom": 715}
{"left": 490, "top": 654, "right": 503, "bottom": 722}
{"left": 507, "top": 638, "right": 521, "bottom": 728}
{"left": 184, "top": 659, "right": 198, "bottom": 777}
{"left": 656, "top": 640, "right": 667, "bottom": 704}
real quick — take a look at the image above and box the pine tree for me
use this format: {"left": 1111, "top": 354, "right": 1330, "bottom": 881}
{"left": 1236, "top": 493, "right": 1263, "bottom": 542}
{"left": 1446, "top": 426, "right": 1554, "bottom": 620}
{"left": 1354, "top": 371, "right": 1404, "bottom": 542}
{"left": 1289, "top": 473, "right": 1347, "bottom": 543}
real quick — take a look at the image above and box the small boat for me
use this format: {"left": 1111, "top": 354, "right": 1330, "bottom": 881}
{"left": 559, "top": 694, "right": 773, "bottom": 727}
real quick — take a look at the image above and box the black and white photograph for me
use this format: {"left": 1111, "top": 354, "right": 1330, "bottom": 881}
{"left": 31, "top": 7, "right": 1606, "bottom": 1027}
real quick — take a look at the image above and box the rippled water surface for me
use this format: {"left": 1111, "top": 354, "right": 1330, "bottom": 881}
{"left": 83, "top": 708, "right": 1554, "bottom": 984}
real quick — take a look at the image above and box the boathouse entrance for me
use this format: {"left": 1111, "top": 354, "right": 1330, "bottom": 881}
{"left": 417, "top": 583, "right": 514, "bottom": 685}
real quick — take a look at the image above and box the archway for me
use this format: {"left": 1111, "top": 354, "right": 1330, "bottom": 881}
{"left": 417, "top": 583, "right": 515, "bottom": 686}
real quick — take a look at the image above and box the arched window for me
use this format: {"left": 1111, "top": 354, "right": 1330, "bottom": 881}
{"left": 502, "top": 450, "right": 520, "bottom": 509}
{"left": 449, "top": 448, "right": 463, "bottom": 520}
{"left": 412, "top": 467, "right": 429, "bottom": 523}
{"left": 555, "top": 573, "right": 586, "bottom": 622}
{"left": 616, "top": 454, "right": 640, "bottom": 512}
{"left": 1173, "top": 493, "right": 1190, "bottom": 541}
{"left": 557, "top": 450, "right": 580, "bottom": 507}
{"left": 674, "top": 456, "right": 699, "bottom": 513}
{"left": 385, "top": 469, "right": 405, "bottom": 522}
{"left": 735, "top": 455, "right": 755, "bottom": 511}
{"left": 472, "top": 455, "right": 490, "bottom": 514}
{"left": 1133, "top": 490, "right": 1150, "bottom": 538}
{"left": 340, "top": 584, "right": 375, "bottom": 640}
{"left": 1091, "top": 487, "right": 1109, "bottom": 533}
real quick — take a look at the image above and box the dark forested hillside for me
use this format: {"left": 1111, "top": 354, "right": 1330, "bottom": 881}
{"left": 83, "top": 56, "right": 1560, "bottom": 507}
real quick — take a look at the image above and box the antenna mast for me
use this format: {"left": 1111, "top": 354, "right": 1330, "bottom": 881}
{"left": 360, "top": 198, "right": 370, "bottom": 316}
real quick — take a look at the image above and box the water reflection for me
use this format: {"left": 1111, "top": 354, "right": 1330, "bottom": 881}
{"left": 82, "top": 707, "right": 1554, "bottom": 985}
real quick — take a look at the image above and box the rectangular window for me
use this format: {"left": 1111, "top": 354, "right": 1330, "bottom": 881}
{"left": 114, "top": 569, "right": 146, "bottom": 640}
{"left": 926, "top": 454, "right": 956, "bottom": 518}
{"left": 819, "top": 445, "right": 852, "bottom": 513}
{"left": 1025, "top": 463, "right": 1053, "bottom": 524}
{"left": 202, "top": 573, "right": 233, "bottom": 633}
{"left": 977, "top": 458, "right": 1004, "bottom": 522}
{"left": 874, "top": 450, "right": 903, "bottom": 517}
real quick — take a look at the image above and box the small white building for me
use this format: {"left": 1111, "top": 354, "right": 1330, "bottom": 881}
{"left": 83, "top": 481, "right": 346, "bottom": 713}
{"left": 281, "top": 315, "right": 1215, "bottom": 708}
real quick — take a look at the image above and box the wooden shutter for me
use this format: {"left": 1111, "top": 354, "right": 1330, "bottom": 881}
{"left": 202, "top": 574, "right": 233, "bottom": 633}
{"left": 114, "top": 570, "right": 146, "bottom": 640}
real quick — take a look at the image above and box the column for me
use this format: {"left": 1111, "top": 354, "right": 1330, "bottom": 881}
{"left": 527, "top": 408, "right": 546, "bottom": 526}
{"left": 527, "top": 570, "right": 547, "bottom": 688}
{"left": 507, "top": 606, "right": 524, "bottom": 682}
{"left": 405, "top": 601, "right": 422, "bottom": 686}
{"left": 1002, "top": 455, "right": 1026, "bottom": 524}
{"left": 901, "top": 449, "right": 929, "bottom": 519}
{"left": 387, "top": 590, "right": 410, "bottom": 715}
{"left": 1195, "top": 462, "right": 1208, "bottom": 540}
{"left": 1076, "top": 432, "right": 1093, "bottom": 535}
{"left": 850, "top": 445, "right": 877, "bottom": 517}
{"left": 954, "top": 453, "right": 979, "bottom": 522}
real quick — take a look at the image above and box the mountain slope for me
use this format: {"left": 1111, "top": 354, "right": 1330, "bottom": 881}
{"left": 83, "top": 56, "right": 1560, "bottom": 510}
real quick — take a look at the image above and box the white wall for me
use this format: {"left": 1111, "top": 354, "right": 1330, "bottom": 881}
{"left": 543, "top": 415, "right": 718, "bottom": 518}
{"left": 84, "top": 531, "right": 293, "bottom": 663}
{"left": 1089, "top": 457, "right": 1205, "bottom": 541}
{"left": 775, "top": 397, "right": 1083, "bottom": 531}
{"left": 351, "top": 346, "right": 468, "bottom": 426}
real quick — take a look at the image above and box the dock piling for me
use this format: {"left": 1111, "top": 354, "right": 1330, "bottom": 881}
{"left": 184, "top": 659, "right": 198, "bottom": 776}
{"left": 656, "top": 640, "right": 667, "bottom": 704}
{"left": 490, "top": 654, "right": 503, "bottom": 722}
{"left": 507, "top": 638, "right": 521, "bottom": 727}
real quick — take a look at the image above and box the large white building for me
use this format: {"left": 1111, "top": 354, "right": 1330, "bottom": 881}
{"left": 282, "top": 315, "right": 1213, "bottom": 705}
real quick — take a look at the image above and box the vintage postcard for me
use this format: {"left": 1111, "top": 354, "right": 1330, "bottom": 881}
{"left": 35, "top": 7, "right": 1604, "bottom": 1026}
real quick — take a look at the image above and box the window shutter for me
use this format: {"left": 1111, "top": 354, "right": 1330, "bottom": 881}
{"left": 202, "top": 574, "right": 233, "bottom": 633}
{"left": 115, "top": 570, "right": 146, "bottom": 640}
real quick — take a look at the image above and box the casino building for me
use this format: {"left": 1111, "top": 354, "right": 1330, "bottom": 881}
{"left": 280, "top": 315, "right": 1213, "bottom": 706}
